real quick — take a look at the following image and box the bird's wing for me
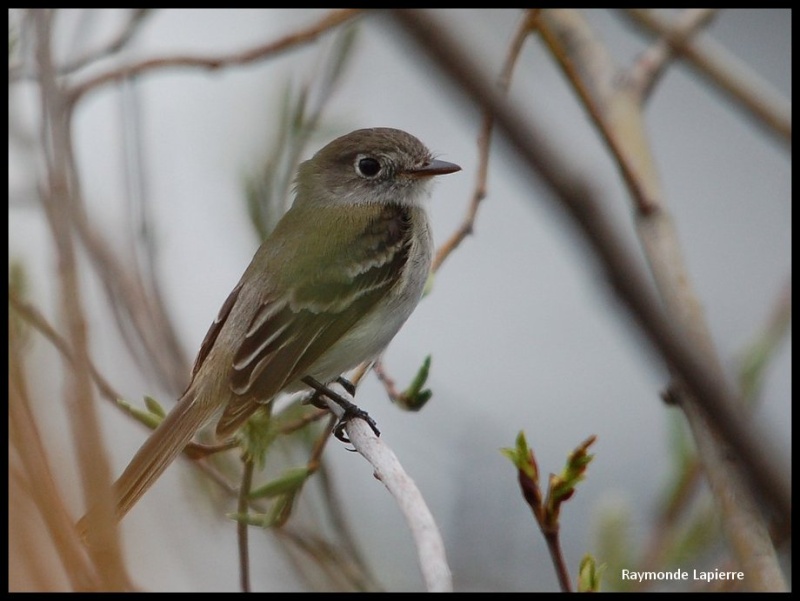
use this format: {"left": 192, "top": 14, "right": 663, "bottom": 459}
{"left": 215, "top": 205, "right": 413, "bottom": 436}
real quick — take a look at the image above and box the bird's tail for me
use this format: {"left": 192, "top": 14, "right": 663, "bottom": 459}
{"left": 110, "top": 392, "right": 217, "bottom": 521}
{"left": 77, "top": 393, "right": 219, "bottom": 540}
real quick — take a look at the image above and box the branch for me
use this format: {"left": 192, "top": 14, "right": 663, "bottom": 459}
{"left": 625, "top": 9, "right": 791, "bottom": 146}
{"left": 68, "top": 150, "right": 192, "bottom": 398}
{"left": 9, "top": 327, "right": 103, "bottom": 590}
{"left": 61, "top": 9, "right": 152, "bottom": 75}
{"left": 431, "top": 10, "right": 535, "bottom": 273}
{"left": 237, "top": 458, "right": 255, "bottom": 593}
{"left": 534, "top": 9, "right": 786, "bottom": 590}
{"left": 389, "top": 8, "right": 790, "bottom": 538}
{"left": 68, "top": 9, "right": 362, "bottom": 104}
{"left": 33, "top": 9, "right": 129, "bottom": 589}
{"left": 9, "top": 291, "right": 122, "bottom": 405}
{"left": 344, "top": 418, "right": 452, "bottom": 592}
{"left": 626, "top": 9, "right": 718, "bottom": 100}
{"left": 318, "top": 382, "right": 452, "bottom": 592}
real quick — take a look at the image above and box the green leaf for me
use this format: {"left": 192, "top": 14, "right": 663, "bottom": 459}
{"left": 248, "top": 466, "right": 312, "bottom": 500}
{"left": 116, "top": 397, "right": 163, "bottom": 430}
{"left": 266, "top": 492, "right": 297, "bottom": 527}
{"left": 397, "top": 355, "right": 433, "bottom": 411}
{"left": 544, "top": 435, "right": 596, "bottom": 528}
{"left": 143, "top": 394, "right": 166, "bottom": 418}
{"left": 577, "top": 554, "right": 605, "bottom": 592}
{"left": 500, "top": 430, "right": 537, "bottom": 482}
{"left": 237, "top": 407, "right": 276, "bottom": 468}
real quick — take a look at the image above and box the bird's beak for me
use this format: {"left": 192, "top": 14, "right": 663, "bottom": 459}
{"left": 406, "top": 159, "right": 461, "bottom": 178}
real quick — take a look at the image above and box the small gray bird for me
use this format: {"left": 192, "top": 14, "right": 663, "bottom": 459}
{"left": 108, "top": 127, "right": 460, "bottom": 521}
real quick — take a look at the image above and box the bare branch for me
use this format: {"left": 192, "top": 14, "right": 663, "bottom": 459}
{"left": 68, "top": 9, "right": 362, "bottom": 104}
{"left": 535, "top": 10, "right": 659, "bottom": 215}
{"left": 627, "top": 9, "right": 718, "bottom": 100}
{"left": 432, "top": 10, "right": 535, "bottom": 273}
{"left": 343, "top": 417, "right": 453, "bottom": 592}
{"left": 315, "top": 381, "right": 451, "bottom": 592}
{"left": 237, "top": 458, "right": 255, "bottom": 593}
{"left": 372, "top": 359, "right": 403, "bottom": 403}
{"left": 625, "top": 9, "right": 791, "bottom": 146}
{"left": 33, "top": 9, "right": 129, "bottom": 589}
{"left": 9, "top": 335, "right": 103, "bottom": 590}
{"left": 9, "top": 291, "right": 122, "bottom": 404}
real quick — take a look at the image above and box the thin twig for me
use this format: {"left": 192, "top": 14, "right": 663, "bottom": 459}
{"left": 543, "top": 530, "right": 572, "bottom": 593}
{"left": 278, "top": 407, "right": 331, "bottom": 435}
{"left": 372, "top": 359, "right": 402, "bottom": 402}
{"left": 9, "top": 291, "right": 122, "bottom": 404}
{"left": 68, "top": 9, "right": 362, "bottom": 104}
{"left": 534, "top": 10, "right": 659, "bottom": 215}
{"left": 635, "top": 458, "right": 703, "bottom": 585}
{"left": 312, "top": 457, "right": 382, "bottom": 591}
{"left": 118, "top": 73, "right": 184, "bottom": 394}
{"left": 71, "top": 206, "right": 192, "bottom": 397}
{"left": 237, "top": 458, "right": 255, "bottom": 593}
{"left": 9, "top": 289, "right": 244, "bottom": 480}
{"left": 431, "top": 10, "right": 535, "bottom": 273}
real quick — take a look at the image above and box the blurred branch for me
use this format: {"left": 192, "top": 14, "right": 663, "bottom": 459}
{"left": 72, "top": 213, "right": 192, "bottom": 396}
{"left": 237, "top": 458, "right": 255, "bottom": 592}
{"left": 9, "top": 291, "right": 122, "bottom": 404}
{"left": 32, "top": 9, "right": 129, "bottom": 589}
{"left": 633, "top": 413, "right": 705, "bottom": 586}
{"left": 61, "top": 9, "right": 152, "bottom": 74}
{"left": 737, "top": 279, "right": 791, "bottom": 404}
{"left": 311, "top": 450, "right": 382, "bottom": 590}
{"left": 534, "top": 9, "right": 786, "bottom": 590}
{"left": 9, "top": 289, "right": 248, "bottom": 474}
{"left": 625, "top": 9, "right": 791, "bottom": 147}
{"left": 68, "top": 9, "right": 362, "bottom": 104}
{"left": 246, "top": 24, "right": 358, "bottom": 240}
{"left": 9, "top": 310, "right": 103, "bottom": 590}
{"left": 534, "top": 9, "right": 660, "bottom": 215}
{"left": 390, "top": 8, "right": 790, "bottom": 554}
{"left": 627, "top": 9, "right": 718, "bottom": 100}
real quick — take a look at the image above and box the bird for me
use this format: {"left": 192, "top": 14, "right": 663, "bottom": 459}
{"left": 104, "top": 127, "right": 460, "bottom": 522}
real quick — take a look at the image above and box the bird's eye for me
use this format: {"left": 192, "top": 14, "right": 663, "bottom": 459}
{"left": 356, "top": 157, "right": 381, "bottom": 178}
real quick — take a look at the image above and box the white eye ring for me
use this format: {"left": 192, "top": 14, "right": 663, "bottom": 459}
{"left": 355, "top": 155, "right": 382, "bottom": 178}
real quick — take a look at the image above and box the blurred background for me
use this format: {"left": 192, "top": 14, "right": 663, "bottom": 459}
{"left": 8, "top": 9, "right": 791, "bottom": 592}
